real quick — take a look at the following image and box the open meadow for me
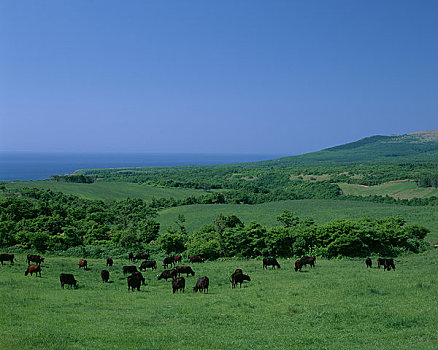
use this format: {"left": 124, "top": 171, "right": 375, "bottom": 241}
{"left": 1, "top": 252, "right": 437, "bottom": 350}
{"left": 338, "top": 181, "right": 438, "bottom": 200}
{"left": 4, "top": 181, "right": 212, "bottom": 201}
{"left": 158, "top": 199, "right": 438, "bottom": 242}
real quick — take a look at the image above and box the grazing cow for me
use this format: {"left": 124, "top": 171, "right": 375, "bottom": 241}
{"left": 172, "top": 277, "right": 185, "bottom": 293}
{"left": 163, "top": 256, "right": 175, "bottom": 268}
{"left": 0, "top": 253, "right": 14, "bottom": 265}
{"left": 189, "top": 255, "right": 205, "bottom": 263}
{"left": 263, "top": 258, "right": 281, "bottom": 269}
{"left": 173, "top": 255, "right": 182, "bottom": 264}
{"left": 127, "top": 273, "right": 142, "bottom": 292}
{"left": 123, "top": 265, "right": 138, "bottom": 275}
{"left": 175, "top": 266, "right": 195, "bottom": 277}
{"left": 377, "top": 258, "right": 383, "bottom": 269}
{"left": 25, "top": 265, "right": 41, "bottom": 277}
{"left": 27, "top": 254, "right": 44, "bottom": 265}
{"left": 294, "top": 259, "right": 303, "bottom": 272}
{"left": 101, "top": 270, "right": 110, "bottom": 283}
{"left": 139, "top": 260, "right": 157, "bottom": 271}
{"left": 157, "top": 269, "right": 177, "bottom": 281}
{"left": 128, "top": 252, "right": 134, "bottom": 261}
{"left": 193, "top": 276, "right": 209, "bottom": 293}
{"left": 106, "top": 258, "right": 113, "bottom": 267}
{"left": 60, "top": 273, "right": 77, "bottom": 289}
{"left": 378, "top": 258, "right": 396, "bottom": 271}
{"left": 365, "top": 258, "right": 372, "bottom": 268}
{"left": 300, "top": 256, "right": 316, "bottom": 268}
{"left": 231, "top": 271, "right": 251, "bottom": 288}
{"left": 131, "top": 271, "right": 146, "bottom": 285}
{"left": 78, "top": 259, "right": 88, "bottom": 270}
{"left": 133, "top": 253, "right": 149, "bottom": 261}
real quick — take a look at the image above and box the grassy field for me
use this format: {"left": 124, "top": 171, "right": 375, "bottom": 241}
{"left": 158, "top": 199, "right": 438, "bottom": 242}
{"left": 4, "top": 181, "right": 211, "bottom": 201}
{"left": 338, "top": 180, "right": 438, "bottom": 199}
{"left": 1, "top": 252, "right": 437, "bottom": 349}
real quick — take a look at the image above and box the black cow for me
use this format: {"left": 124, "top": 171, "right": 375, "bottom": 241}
{"left": 365, "top": 258, "right": 372, "bottom": 268}
{"left": 300, "top": 256, "right": 316, "bottom": 268}
{"left": 131, "top": 271, "right": 146, "bottom": 285}
{"left": 231, "top": 271, "right": 251, "bottom": 288}
{"left": 133, "top": 253, "right": 149, "bottom": 261}
{"left": 27, "top": 254, "right": 44, "bottom": 265}
{"left": 189, "top": 255, "right": 205, "bottom": 263}
{"left": 172, "top": 277, "right": 185, "bottom": 293}
{"left": 106, "top": 258, "right": 113, "bottom": 267}
{"left": 0, "top": 253, "right": 14, "bottom": 265}
{"left": 60, "top": 273, "right": 77, "bottom": 289}
{"left": 78, "top": 259, "right": 88, "bottom": 270}
{"left": 378, "top": 258, "right": 396, "bottom": 271}
{"left": 263, "top": 258, "right": 281, "bottom": 269}
{"left": 163, "top": 256, "right": 175, "bottom": 268}
{"left": 157, "top": 269, "right": 177, "bottom": 281}
{"left": 101, "top": 270, "right": 110, "bottom": 283}
{"left": 294, "top": 259, "right": 303, "bottom": 272}
{"left": 123, "top": 265, "right": 138, "bottom": 275}
{"left": 193, "top": 276, "right": 209, "bottom": 293}
{"left": 25, "top": 265, "right": 41, "bottom": 277}
{"left": 128, "top": 252, "right": 134, "bottom": 261}
{"left": 127, "top": 273, "right": 142, "bottom": 292}
{"left": 175, "top": 266, "right": 195, "bottom": 277}
{"left": 139, "top": 260, "right": 157, "bottom": 271}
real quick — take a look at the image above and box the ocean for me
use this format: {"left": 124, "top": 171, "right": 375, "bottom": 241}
{"left": 0, "top": 152, "right": 282, "bottom": 181}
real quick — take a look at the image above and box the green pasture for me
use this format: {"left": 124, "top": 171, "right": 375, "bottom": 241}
{"left": 338, "top": 181, "right": 438, "bottom": 199}
{"left": 158, "top": 199, "right": 438, "bottom": 242}
{"left": 5, "top": 181, "right": 210, "bottom": 201}
{"left": 1, "top": 253, "right": 437, "bottom": 349}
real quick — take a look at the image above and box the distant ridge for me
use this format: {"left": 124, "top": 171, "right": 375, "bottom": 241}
{"left": 260, "top": 130, "right": 438, "bottom": 166}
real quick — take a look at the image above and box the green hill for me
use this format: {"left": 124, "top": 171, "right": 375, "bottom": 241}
{"left": 260, "top": 130, "right": 438, "bottom": 166}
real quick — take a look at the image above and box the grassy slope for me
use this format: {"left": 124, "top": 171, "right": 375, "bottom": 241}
{"left": 259, "top": 131, "right": 438, "bottom": 166}
{"left": 338, "top": 181, "right": 438, "bottom": 199}
{"left": 5, "top": 181, "right": 210, "bottom": 201}
{"left": 0, "top": 253, "right": 437, "bottom": 350}
{"left": 158, "top": 200, "right": 438, "bottom": 242}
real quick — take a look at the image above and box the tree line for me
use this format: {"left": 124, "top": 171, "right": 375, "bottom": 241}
{"left": 0, "top": 188, "right": 429, "bottom": 258}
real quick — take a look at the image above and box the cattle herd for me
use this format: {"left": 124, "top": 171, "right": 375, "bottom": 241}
{"left": 0, "top": 253, "right": 396, "bottom": 294}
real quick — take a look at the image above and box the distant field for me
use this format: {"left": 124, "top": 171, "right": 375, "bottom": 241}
{"left": 338, "top": 180, "right": 438, "bottom": 199}
{"left": 0, "top": 253, "right": 437, "bottom": 350}
{"left": 4, "top": 181, "right": 211, "bottom": 201}
{"left": 158, "top": 200, "right": 438, "bottom": 242}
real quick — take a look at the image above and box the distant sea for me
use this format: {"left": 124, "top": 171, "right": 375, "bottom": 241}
{"left": 0, "top": 152, "right": 283, "bottom": 181}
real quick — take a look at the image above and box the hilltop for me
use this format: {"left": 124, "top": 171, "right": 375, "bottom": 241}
{"left": 259, "top": 130, "right": 438, "bottom": 166}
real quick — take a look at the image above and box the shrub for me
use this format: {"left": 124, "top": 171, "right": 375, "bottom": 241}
{"left": 157, "top": 233, "right": 186, "bottom": 254}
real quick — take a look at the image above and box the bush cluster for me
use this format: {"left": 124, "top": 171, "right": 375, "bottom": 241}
{"left": 0, "top": 188, "right": 159, "bottom": 251}
{"left": 184, "top": 211, "right": 428, "bottom": 258}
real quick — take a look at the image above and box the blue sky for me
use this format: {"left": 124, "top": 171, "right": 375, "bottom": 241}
{"left": 1, "top": 1, "right": 437, "bottom": 154}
